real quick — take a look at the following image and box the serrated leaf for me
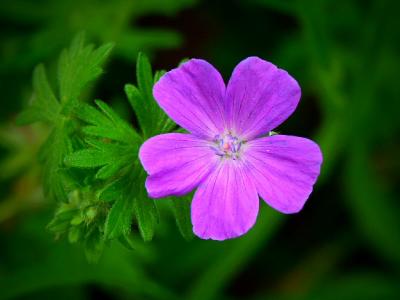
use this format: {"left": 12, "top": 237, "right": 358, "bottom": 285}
{"left": 95, "top": 163, "right": 126, "bottom": 180}
{"left": 33, "top": 65, "right": 60, "bottom": 113}
{"left": 65, "top": 144, "right": 135, "bottom": 179}
{"left": 98, "top": 176, "right": 126, "bottom": 202}
{"left": 58, "top": 33, "right": 114, "bottom": 103}
{"left": 17, "top": 64, "right": 60, "bottom": 125}
{"left": 94, "top": 100, "right": 140, "bottom": 143}
{"left": 134, "top": 170, "right": 158, "bottom": 242}
{"left": 64, "top": 149, "right": 109, "bottom": 168}
{"left": 39, "top": 124, "right": 73, "bottom": 202}
{"left": 74, "top": 102, "right": 110, "bottom": 125}
{"left": 125, "top": 53, "right": 175, "bottom": 138}
{"left": 98, "top": 168, "right": 158, "bottom": 242}
{"left": 18, "top": 34, "right": 115, "bottom": 206}
{"left": 134, "top": 197, "right": 157, "bottom": 242}
{"left": 170, "top": 195, "right": 194, "bottom": 240}
{"left": 104, "top": 196, "right": 134, "bottom": 240}
{"left": 136, "top": 52, "right": 154, "bottom": 101}
{"left": 125, "top": 83, "right": 144, "bottom": 120}
{"left": 67, "top": 100, "right": 140, "bottom": 180}
{"left": 75, "top": 101, "right": 140, "bottom": 143}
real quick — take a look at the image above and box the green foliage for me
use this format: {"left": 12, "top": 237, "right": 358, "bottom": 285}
{"left": 18, "top": 34, "right": 114, "bottom": 204}
{"left": 65, "top": 97, "right": 159, "bottom": 244}
{"left": 57, "top": 34, "right": 114, "bottom": 103}
{"left": 105, "top": 196, "right": 134, "bottom": 239}
{"left": 170, "top": 195, "right": 195, "bottom": 240}
{"left": 17, "top": 65, "right": 60, "bottom": 125}
{"left": 47, "top": 189, "right": 109, "bottom": 262}
{"left": 125, "top": 52, "right": 175, "bottom": 138}
{"left": 4, "top": 0, "right": 400, "bottom": 299}
{"left": 18, "top": 35, "right": 194, "bottom": 261}
{"left": 65, "top": 100, "right": 141, "bottom": 180}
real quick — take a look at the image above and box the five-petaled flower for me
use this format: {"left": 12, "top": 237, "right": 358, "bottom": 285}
{"left": 139, "top": 57, "right": 322, "bottom": 240}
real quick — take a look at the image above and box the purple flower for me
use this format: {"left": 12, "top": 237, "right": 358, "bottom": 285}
{"left": 139, "top": 57, "right": 322, "bottom": 240}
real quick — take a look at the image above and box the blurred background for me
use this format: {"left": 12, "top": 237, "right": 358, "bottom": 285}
{"left": 1, "top": 0, "right": 399, "bottom": 299}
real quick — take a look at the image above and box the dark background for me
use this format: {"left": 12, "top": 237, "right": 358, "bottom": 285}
{"left": 1, "top": 0, "right": 399, "bottom": 299}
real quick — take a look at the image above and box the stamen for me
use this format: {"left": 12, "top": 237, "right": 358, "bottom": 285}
{"left": 211, "top": 133, "right": 243, "bottom": 160}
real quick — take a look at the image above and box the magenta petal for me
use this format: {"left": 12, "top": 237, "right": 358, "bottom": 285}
{"left": 191, "top": 160, "right": 259, "bottom": 240}
{"left": 245, "top": 135, "right": 322, "bottom": 214}
{"left": 153, "top": 59, "right": 226, "bottom": 139}
{"left": 139, "top": 133, "right": 217, "bottom": 198}
{"left": 225, "top": 57, "right": 301, "bottom": 140}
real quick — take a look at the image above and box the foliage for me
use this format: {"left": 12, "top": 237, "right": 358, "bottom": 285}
{"left": 17, "top": 34, "right": 193, "bottom": 262}
{"left": 1, "top": 0, "right": 400, "bottom": 299}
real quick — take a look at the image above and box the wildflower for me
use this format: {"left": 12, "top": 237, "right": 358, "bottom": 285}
{"left": 139, "top": 57, "right": 322, "bottom": 240}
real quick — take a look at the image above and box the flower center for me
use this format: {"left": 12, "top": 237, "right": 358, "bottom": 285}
{"left": 212, "top": 133, "right": 243, "bottom": 160}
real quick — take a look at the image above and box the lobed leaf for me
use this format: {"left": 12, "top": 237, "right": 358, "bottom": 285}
{"left": 76, "top": 101, "right": 141, "bottom": 144}
{"left": 39, "top": 123, "right": 74, "bottom": 202}
{"left": 125, "top": 52, "right": 175, "bottom": 138}
{"left": 104, "top": 196, "right": 134, "bottom": 239}
{"left": 58, "top": 33, "right": 114, "bottom": 103}
{"left": 134, "top": 202, "right": 157, "bottom": 242}
{"left": 17, "top": 65, "right": 60, "bottom": 125}
{"left": 65, "top": 143, "right": 137, "bottom": 180}
{"left": 170, "top": 195, "right": 194, "bottom": 240}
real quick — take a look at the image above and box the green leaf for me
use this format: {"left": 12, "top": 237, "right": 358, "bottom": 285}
{"left": 58, "top": 33, "right": 114, "bottom": 103}
{"left": 98, "top": 168, "right": 158, "bottom": 242}
{"left": 17, "top": 64, "right": 60, "bottom": 125}
{"left": 65, "top": 149, "right": 109, "bottom": 168}
{"left": 67, "top": 101, "right": 140, "bottom": 180}
{"left": 111, "top": 170, "right": 158, "bottom": 242}
{"left": 125, "top": 52, "right": 175, "bottom": 138}
{"left": 104, "top": 196, "right": 134, "bottom": 240}
{"left": 64, "top": 143, "right": 132, "bottom": 179}
{"left": 18, "top": 34, "right": 115, "bottom": 205}
{"left": 98, "top": 176, "right": 126, "bottom": 202}
{"left": 136, "top": 52, "right": 154, "bottom": 100}
{"left": 170, "top": 195, "right": 194, "bottom": 240}
{"left": 133, "top": 170, "right": 158, "bottom": 242}
{"left": 154, "top": 69, "right": 166, "bottom": 82}
{"left": 134, "top": 195, "right": 157, "bottom": 242}
{"left": 39, "top": 123, "right": 74, "bottom": 202}
{"left": 56, "top": 48, "right": 188, "bottom": 246}
{"left": 94, "top": 99, "right": 140, "bottom": 142}
{"left": 76, "top": 101, "right": 141, "bottom": 143}
{"left": 125, "top": 83, "right": 144, "bottom": 124}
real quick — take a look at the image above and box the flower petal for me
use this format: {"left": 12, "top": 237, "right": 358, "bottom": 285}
{"left": 191, "top": 160, "right": 259, "bottom": 240}
{"left": 153, "top": 59, "right": 226, "bottom": 139}
{"left": 225, "top": 57, "right": 301, "bottom": 140}
{"left": 139, "top": 133, "right": 218, "bottom": 198}
{"left": 245, "top": 135, "right": 322, "bottom": 214}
